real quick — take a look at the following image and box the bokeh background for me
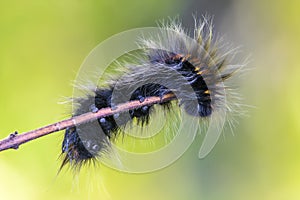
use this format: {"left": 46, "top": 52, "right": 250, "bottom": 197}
{"left": 1, "top": 0, "right": 300, "bottom": 200}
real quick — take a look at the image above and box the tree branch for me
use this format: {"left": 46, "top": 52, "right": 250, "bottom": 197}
{"left": 0, "top": 93, "right": 176, "bottom": 152}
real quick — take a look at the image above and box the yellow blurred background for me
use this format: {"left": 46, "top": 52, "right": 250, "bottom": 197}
{"left": 1, "top": 0, "right": 300, "bottom": 200}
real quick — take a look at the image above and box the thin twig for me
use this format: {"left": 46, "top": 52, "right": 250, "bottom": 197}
{"left": 0, "top": 93, "right": 176, "bottom": 152}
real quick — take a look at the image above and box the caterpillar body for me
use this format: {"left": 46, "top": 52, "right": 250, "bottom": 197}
{"left": 60, "top": 16, "right": 245, "bottom": 171}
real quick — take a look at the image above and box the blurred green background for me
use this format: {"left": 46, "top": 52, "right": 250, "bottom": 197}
{"left": 1, "top": 0, "right": 300, "bottom": 200}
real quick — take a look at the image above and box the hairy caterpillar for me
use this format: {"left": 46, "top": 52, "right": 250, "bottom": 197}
{"left": 60, "top": 16, "right": 245, "bottom": 171}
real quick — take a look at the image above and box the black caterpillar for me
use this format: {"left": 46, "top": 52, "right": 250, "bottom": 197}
{"left": 60, "top": 16, "right": 244, "bottom": 170}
